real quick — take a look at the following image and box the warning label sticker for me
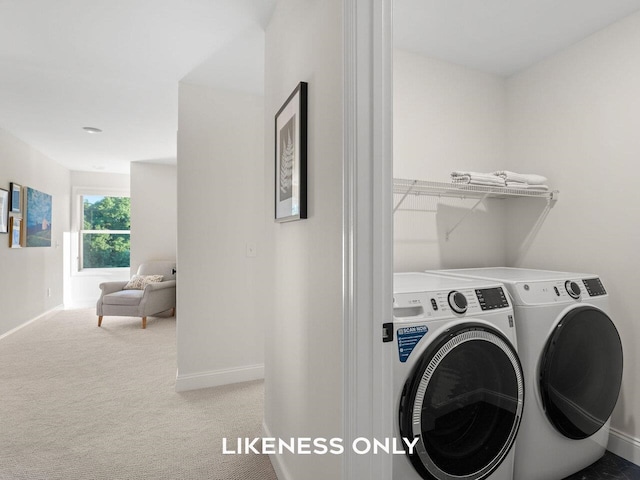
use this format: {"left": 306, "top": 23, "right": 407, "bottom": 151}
{"left": 397, "top": 325, "right": 428, "bottom": 363}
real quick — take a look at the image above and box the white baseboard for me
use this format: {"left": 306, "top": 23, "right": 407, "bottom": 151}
{"left": 0, "top": 305, "right": 64, "bottom": 341}
{"left": 608, "top": 427, "right": 640, "bottom": 466}
{"left": 262, "top": 421, "right": 292, "bottom": 480}
{"left": 174, "top": 364, "right": 264, "bottom": 392}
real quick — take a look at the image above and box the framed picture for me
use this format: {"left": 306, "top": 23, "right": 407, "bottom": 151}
{"left": 0, "top": 188, "right": 8, "bottom": 234}
{"left": 24, "top": 187, "right": 52, "bottom": 247}
{"left": 10, "top": 182, "right": 22, "bottom": 213}
{"left": 9, "top": 216, "right": 22, "bottom": 248}
{"left": 275, "top": 81, "right": 308, "bottom": 222}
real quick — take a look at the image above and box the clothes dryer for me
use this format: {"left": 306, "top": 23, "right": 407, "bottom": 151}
{"left": 392, "top": 272, "right": 524, "bottom": 480}
{"left": 434, "top": 268, "right": 623, "bottom": 480}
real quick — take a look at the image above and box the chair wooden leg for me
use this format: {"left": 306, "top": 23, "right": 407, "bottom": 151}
{"left": 142, "top": 317, "right": 147, "bottom": 329}
{"left": 98, "top": 316, "right": 103, "bottom": 327}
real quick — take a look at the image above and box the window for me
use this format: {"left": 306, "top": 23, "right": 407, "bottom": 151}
{"left": 80, "top": 195, "right": 130, "bottom": 269}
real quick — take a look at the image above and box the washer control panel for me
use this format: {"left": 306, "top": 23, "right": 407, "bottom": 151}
{"left": 393, "top": 286, "right": 510, "bottom": 320}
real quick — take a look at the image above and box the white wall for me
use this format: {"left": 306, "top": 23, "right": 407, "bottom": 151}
{"left": 130, "top": 162, "right": 177, "bottom": 274}
{"left": 176, "top": 83, "right": 266, "bottom": 391}
{"left": 0, "top": 127, "right": 69, "bottom": 336}
{"left": 66, "top": 171, "right": 130, "bottom": 307}
{"left": 505, "top": 11, "right": 640, "bottom": 455}
{"left": 264, "top": 1, "right": 344, "bottom": 479}
{"left": 393, "top": 50, "right": 508, "bottom": 271}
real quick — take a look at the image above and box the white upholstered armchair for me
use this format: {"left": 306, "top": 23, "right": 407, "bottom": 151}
{"left": 97, "top": 260, "right": 176, "bottom": 329}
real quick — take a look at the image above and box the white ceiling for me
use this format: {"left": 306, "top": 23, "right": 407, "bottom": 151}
{"left": 0, "top": 0, "right": 274, "bottom": 174}
{"left": 3, "top": 1, "right": 640, "bottom": 174}
{"left": 394, "top": 0, "right": 640, "bottom": 76}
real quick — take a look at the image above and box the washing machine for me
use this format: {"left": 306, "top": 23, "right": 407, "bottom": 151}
{"left": 391, "top": 272, "right": 524, "bottom": 480}
{"left": 435, "top": 267, "right": 624, "bottom": 480}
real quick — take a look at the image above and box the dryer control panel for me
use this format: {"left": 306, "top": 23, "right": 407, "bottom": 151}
{"left": 514, "top": 276, "right": 607, "bottom": 305}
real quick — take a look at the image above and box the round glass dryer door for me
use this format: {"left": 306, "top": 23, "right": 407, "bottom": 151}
{"left": 399, "top": 324, "right": 524, "bottom": 480}
{"left": 540, "top": 306, "right": 623, "bottom": 439}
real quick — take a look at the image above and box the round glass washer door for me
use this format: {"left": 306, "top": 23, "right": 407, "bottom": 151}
{"left": 540, "top": 306, "right": 623, "bottom": 440}
{"left": 399, "top": 324, "right": 524, "bottom": 480}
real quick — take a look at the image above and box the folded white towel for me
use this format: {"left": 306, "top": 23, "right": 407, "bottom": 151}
{"left": 505, "top": 181, "right": 549, "bottom": 191}
{"left": 451, "top": 171, "right": 506, "bottom": 186}
{"left": 493, "top": 170, "right": 548, "bottom": 185}
{"left": 454, "top": 178, "right": 508, "bottom": 187}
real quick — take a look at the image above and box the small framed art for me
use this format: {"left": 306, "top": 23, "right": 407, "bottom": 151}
{"left": 275, "top": 81, "right": 308, "bottom": 222}
{"left": 0, "top": 188, "right": 8, "bottom": 234}
{"left": 10, "top": 182, "right": 21, "bottom": 213}
{"left": 9, "top": 216, "right": 22, "bottom": 248}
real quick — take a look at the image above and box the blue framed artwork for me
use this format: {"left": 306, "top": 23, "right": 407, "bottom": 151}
{"left": 24, "top": 187, "right": 52, "bottom": 247}
{"left": 9, "top": 216, "right": 22, "bottom": 248}
{"left": 10, "top": 182, "right": 21, "bottom": 213}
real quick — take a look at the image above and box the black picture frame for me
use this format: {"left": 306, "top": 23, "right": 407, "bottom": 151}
{"left": 275, "top": 82, "right": 307, "bottom": 222}
{"left": 10, "top": 182, "right": 21, "bottom": 214}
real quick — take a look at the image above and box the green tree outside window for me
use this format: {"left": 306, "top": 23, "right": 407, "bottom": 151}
{"left": 82, "top": 196, "right": 130, "bottom": 269}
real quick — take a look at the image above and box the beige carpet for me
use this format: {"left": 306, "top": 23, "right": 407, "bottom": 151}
{"left": 0, "top": 309, "right": 276, "bottom": 480}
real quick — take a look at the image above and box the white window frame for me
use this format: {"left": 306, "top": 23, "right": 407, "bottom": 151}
{"left": 72, "top": 186, "right": 130, "bottom": 275}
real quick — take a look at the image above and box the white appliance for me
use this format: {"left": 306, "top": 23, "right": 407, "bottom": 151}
{"left": 435, "top": 267, "right": 623, "bottom": 480}
{"left": 391, "top": 272, "right": 524, "bottom": 480}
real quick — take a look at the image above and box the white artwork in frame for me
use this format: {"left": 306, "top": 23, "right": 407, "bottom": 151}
{"left": 275, "top": 82, "right": 307, "bottom": 222}
{"left": 0, "top": 188, "right": 8, "bottom": 234}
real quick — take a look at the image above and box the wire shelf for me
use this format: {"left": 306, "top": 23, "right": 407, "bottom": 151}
{"left": 393, "top": 178, "right": 559, "bottom": 240}
{"left": 393, "top": 178, "right": 558, "bottom": 201}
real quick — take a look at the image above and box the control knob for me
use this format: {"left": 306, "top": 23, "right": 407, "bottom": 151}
{"left": 565, "top": 281, "right": 581, "bottom": 299}
{"left": 448, "top": 291, "right": 468, "bottom": 314}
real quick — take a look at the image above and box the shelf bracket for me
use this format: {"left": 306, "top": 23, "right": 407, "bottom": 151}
{"left": 445, "top": 193, "right": 490, "bottom": 241}
{"left": 393, "top": 179, "right": 418, "bottom": 213}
